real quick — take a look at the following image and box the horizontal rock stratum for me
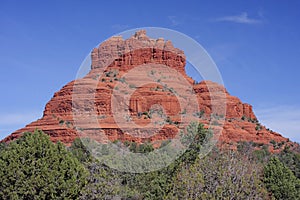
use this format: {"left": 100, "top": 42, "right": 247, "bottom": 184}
{"left": 2, "top": 30, "right": 294, "bottom": 151}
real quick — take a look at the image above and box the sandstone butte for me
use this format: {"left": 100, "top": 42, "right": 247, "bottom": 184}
{"left": 2, "top": 30, "right": 297, "bottom": 152}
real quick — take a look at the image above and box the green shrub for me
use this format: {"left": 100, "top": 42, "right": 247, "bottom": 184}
{"left": 255, "top": 124, "right": 262, "bottom": 131}
{"left": 194, "top": 110, "right": 205, "bottom": 118}
{"left": 129, "top": 84, "right": 136, "bottom": 89}
{"left": 264, "top": 157, "right": 300, "bottom": 199}
{"left": 69, "top": 138, "right": 92, "bottom": 163}
{"left": 0, "top": 130, "right": 88, "bottom": 199}
{"left": 59, "top": 119, "right": 64, "bottom": 125}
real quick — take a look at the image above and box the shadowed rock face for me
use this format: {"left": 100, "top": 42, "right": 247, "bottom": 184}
{"left": 2, "top": 30, "right": 292, "bottom": 151}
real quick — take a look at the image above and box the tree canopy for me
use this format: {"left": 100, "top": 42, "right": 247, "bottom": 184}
{"left": 264, "top": 157, "right": 300, "bottom": 200}
{"left": 0, "top": 125, "right": 300, "bottom": 199}
{"left": 0, "top": 130, "right": 88, "bottom": 199}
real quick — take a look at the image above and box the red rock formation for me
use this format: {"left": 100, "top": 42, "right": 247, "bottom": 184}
{"left": 2, "top": 30, "right": 293, "bottom": 151}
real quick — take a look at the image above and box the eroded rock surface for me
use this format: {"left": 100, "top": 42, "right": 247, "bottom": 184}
{"left": 2, "top": 30, "right": 292, "bottom": 151}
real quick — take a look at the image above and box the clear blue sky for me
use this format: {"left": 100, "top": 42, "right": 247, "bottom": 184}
{"left": 0, "top": 0, "right": 299, "bottom": 142}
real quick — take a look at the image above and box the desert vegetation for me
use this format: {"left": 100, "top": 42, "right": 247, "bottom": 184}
{"left": 0, "top": 125, "right": 299, "bottom": 199}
